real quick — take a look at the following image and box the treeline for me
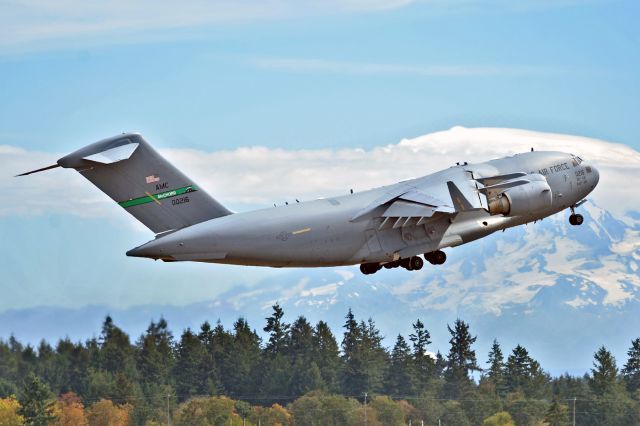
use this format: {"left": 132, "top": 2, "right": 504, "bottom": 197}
{"left": 1, "top": 305, "right": 640, "bottom": 425}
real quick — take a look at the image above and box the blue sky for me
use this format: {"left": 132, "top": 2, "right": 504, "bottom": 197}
{"left": 1, "top": 0, "right": 639, "bottom": 154}
{"left": 1, "top": 0, "right": 639, "bottom": 313}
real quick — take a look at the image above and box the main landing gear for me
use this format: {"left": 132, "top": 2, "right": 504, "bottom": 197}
{"left": 568, "top": 205, "right": 584, "bottom": 226}
{"left": 360, "top": 250, "right": 446, "bottom": 275}
{"left": 424, "top": 250, "right": 446, "bottom": 265}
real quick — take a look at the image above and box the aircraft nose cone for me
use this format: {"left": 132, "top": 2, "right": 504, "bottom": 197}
{"left": 589, "top": 163, "right": 600, "bottom": 188}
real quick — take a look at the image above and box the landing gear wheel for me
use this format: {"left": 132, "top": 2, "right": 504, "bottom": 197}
{"left": 409, "top": 256, "right": 424, "bottom": 271}
{"left": 433, "top": 250, "right": 446, "bottom": 265}
{"left": 575, "top": 214, "right": 584, "bottom": 225}
{"left": 569, "top": 214, "right": 584, "bottom": 226}
{"left": 360, "top": 263, "right": 381, "bottom": 275}
{"left": 400, "top": 258, "right": 412, "bottom": 271}
{"left": 425, "top": 250, "right": 446, "bottom": 265}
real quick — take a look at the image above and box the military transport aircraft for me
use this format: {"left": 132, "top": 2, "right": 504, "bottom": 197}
{"left": 19, "top": 133, "right": 599, "bottom": 275}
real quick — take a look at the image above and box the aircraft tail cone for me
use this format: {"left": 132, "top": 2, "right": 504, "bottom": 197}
{"left": 126, "top": 239, "right": 172, "bottom": 260}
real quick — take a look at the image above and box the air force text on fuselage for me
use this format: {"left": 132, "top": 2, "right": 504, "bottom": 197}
{"left": 19, "top": 133, "right": 599, "bottom": 275}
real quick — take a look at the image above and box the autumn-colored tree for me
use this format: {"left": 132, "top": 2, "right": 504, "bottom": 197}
{"left": 370, "top": 396, "right": 405, "bottom": 426}
{"left": 85, "top": 399, "right": 132, "bottom": 426}
{"left": 51, "top": 392, "right": 87, "bottom": 426}
{"left": 258, "top": 403, "right": 292, "bottom": 426}
{"left": 173, "top": 396, "right": 234, "bottom": 426}
{"left": 0, "top": 396, "right": 25, "bottom": 426}
{"left": 482, "top": 411, "right": 515, "bottom": 426}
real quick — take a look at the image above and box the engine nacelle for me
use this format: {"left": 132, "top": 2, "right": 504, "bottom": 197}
{"left": 488, "top": 178, "right": 552, "bottom": 216}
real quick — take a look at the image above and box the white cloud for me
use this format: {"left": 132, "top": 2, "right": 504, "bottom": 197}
{"left": 3, "top": 127, "right": 639, "bottom": 227}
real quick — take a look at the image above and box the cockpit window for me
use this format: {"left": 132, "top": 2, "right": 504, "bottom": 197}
{"left": 571, "top": 156, "right": 583, "bottom": 167}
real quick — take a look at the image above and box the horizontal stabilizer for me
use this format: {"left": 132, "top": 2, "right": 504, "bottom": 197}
{"left": 83, "top": 142, "right": 139, "bottom": 164}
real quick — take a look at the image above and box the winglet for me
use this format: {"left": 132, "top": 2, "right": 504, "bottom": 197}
{"left": 447, "top": 181, "right": 473, "bottom": 212}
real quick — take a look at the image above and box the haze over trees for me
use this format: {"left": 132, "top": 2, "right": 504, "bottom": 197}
{"left": 1, "top": 304, "right": 639, "bottom": 425}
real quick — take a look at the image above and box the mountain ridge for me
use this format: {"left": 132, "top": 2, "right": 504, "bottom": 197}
{"left": 2, "top": 201, "right": 639, "bottom": 375}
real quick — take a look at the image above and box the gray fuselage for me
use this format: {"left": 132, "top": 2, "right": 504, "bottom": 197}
{"left": 127, "top": 151, "right": 599, "bottom": 267}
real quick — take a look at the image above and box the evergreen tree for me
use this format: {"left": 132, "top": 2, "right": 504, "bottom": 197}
{"left": 589, "top": 346, "right": 618, "bottom": 396}
{"left": 19, "top": 345, "right": 37, "bottom": 385}
{"left": 134, "top": 318, "right": 175, "bottom": 422}
{"left": 341, "top": 310, "right": 388, "bottom": 396}
{"left": 0, "top": 339, "right": 18, "bottom": 397}
{"left": 288, "top": 316, "right": 324, "bottom": 395}
{"left": 435, "top": 350, "right": 447, "bottom": 378}
{"left": 289, "top": 359, "right": 324, "bottom": 396}
{"left": 202, "top": 320, "right": 233, "bottom": 394}
{"left": 505, "top": 344, "right": 547, "bottom": 396}
{"left": 486, "top": 339, "right": 506, "bottom": 395}
{"left": 174, "top": 328, "right": 214, "bottom": 400}
{"left": 99, "top": 316, "right": 136, "bottom": 378}
{"left": 261, "top": 305, "right": 293, "bottom": 399}
{"left": 313, "top": 320, "right": 341, "bottom": 392}
{"left": 224, "top": 318, "right": 261, "bottom": 399}
{"left": 544, "top": 397, "right": 570, "bottom": 426}
{"left": 263, "top": 303, "right": 290, "bottom": 356}
{"left": 137, "top": 318, "right": 174, "bottom": 388}
{"left": 35, "top": 341, "right": 61, "bottom": 395}
{"left": 341, "top": 309, "right": 362, "bottom": 395}
{"left": 385, "top": 334, "right": 415, "bottom": 396}
{"left": 443, "top": 319, "right": 479, "bottom": 398}
{"left": 361, "top": 318, "right": 389, "bottom": 394}
{"left": 55, "top": 338, "right": 90, "bottom": 398}
{"left": 17, "top": 373, "right": 57, "bottom": 425}
{"left": 621, "top": 337, "right": 640, "bottom": 393}
{"left": 409, "top": 319, "right": 435, "bottom": 393}
{"left": 342, "top": 308, "right": 361, "bottom": 358}
{"left": 289, "top": 316, "right": 314, "bottom": 360}
{"left": 195, "top": 321, "right": 217, "bottom": 389}
{"left": 197, "top": 321, "right": 215, "bottom": 351}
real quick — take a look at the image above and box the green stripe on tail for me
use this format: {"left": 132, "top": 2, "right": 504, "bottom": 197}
{"left": 118, "top": 186, "right": 198, "bottom": 208}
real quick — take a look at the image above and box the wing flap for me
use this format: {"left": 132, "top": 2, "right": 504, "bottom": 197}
{"left": 351, "top": 186, "right": 452, "bottom": 222}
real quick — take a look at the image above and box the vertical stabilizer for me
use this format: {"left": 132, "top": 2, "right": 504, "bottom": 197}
{"left": 29, "top": 133, "right": 232, "bottom": 233}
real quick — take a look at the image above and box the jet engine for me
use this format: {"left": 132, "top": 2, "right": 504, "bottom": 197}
{"left": 487, "top": 174, "right": 552, "bottom": 216}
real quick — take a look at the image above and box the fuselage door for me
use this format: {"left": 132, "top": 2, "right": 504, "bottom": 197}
{"left": 365, "top": 229, "right": 382, "bottom": 253}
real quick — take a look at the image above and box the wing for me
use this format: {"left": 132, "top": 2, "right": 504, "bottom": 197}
{"left": 351, "top": 168, "right": 537, "bottom": 230}
{"left": 351, "top": 180, "right": 479, "bottom": 230}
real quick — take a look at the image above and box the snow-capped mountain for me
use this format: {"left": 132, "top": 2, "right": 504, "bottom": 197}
{"left": 3, "top": 200, "right": 638, "bottom": 374}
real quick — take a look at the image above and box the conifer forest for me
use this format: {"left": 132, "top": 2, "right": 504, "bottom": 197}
{"left": 1, "top": 304, "right": 640, "bottom": 425}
